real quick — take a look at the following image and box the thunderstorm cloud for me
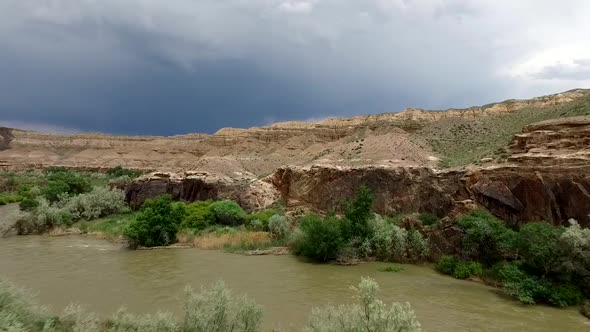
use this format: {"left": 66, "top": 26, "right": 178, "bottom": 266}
{"left": 0, "top": 0, "right": 589, "bottom": 135}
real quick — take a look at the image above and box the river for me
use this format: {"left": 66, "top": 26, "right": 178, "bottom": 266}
{"left": 0, "top": 235, "right": 587, "bottom": 331}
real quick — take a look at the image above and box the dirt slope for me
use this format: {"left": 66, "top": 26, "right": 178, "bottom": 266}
{"left": 1, "top": 88, "right": 589, "bottom": 176}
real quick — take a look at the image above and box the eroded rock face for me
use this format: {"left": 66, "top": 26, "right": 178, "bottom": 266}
{"left": 465, "top": 166, "right": 590, "bottom": 227}
{"left": 2, "top": 89, "right": 587, "bottom": 175}
{"left": 509, "top": 115, "right": 590, "bottom": 166}
{"left": 270, "top": 164, "right": 590, "bottom": 227}
{"left": 125, "top": 171, "right": 280, "bottom": 211}
{"left": 426, "top": 219, "right": 465, "bottom": 261}
{"left": 113, "top": 113, "right": 590, "bottom": 228}
{"left": 272, "top": 165, "right": 464, "bottom": 217}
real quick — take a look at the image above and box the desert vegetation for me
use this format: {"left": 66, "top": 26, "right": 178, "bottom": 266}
{"left": 0, "top": 168, "right": 141, "bottom": 235}
{"left": 0, "top": 277, "right": 421, "bottom": 332}
{"left": 435, "top": 210, "right": 590, "bottom": 308}
{"left": 2, "top": 168, "right": 589, "bottom": 314}
{"left": 419, "top": 91, "right": 590, "bottom": 167}
{"left": 289, "top": 187, "right": 429, "bottom": 264}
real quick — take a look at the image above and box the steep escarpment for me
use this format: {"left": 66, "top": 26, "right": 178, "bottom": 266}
{"left": 125, "top": 171, "right": 279, "bottom": 211}
{"left": 465, "top": 165, "right": 590, "bottom": 226}
{"left": 2, "top": 89, "right": 589, "bottom": 174}
{"left": 509, "top": 116, "right": 590, "bottom": 166}
{"left": 271, "top": 165, "right": 464, "bottom": 217}
{"left": 270, "top": 164, "right": 590, "bottom": 227}
{"left": 124, "top": 114, "right": 590, "bottom": 227}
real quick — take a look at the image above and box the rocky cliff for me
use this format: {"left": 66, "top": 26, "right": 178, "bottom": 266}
{"left": 2, "top": 88, "right": 590, "bottom": 226}
{"left": 2, "top": 89, "right": 588, "bottom": 176}
{"left": 124, "top": 114, "right": 590, "bottom": 227}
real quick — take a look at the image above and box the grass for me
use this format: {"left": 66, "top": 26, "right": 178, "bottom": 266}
{"left": 224, "top": 237, "right": 287, "bottom": 253}
{"left": 417, "top": 91, "right": 590, "bottom": 167}
{"left": 0, "top": 192, "right": 22, "bottom": 205}
{"left": 77, "top": 212, "right": 138, "bottom": 242}
{"left": 177, "top": 227, "right": 274, "bottom": 251}
{"left": 76, "top": 214, "right": 282, "bottom": 251}
{"left": 378, "top": 264, "right": 404, "bottom": 273}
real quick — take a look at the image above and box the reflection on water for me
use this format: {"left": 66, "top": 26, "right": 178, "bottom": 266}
{"left": 0, "top": 235, "right": 587, "bottom": 331}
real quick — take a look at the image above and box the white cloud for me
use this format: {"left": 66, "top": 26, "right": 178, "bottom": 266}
{"left": 278, "top": 0, "right": 315, "bottom": 13}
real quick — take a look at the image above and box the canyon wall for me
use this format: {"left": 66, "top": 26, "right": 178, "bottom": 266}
{"left": 125, "top": 114, "right": 590, "bottom": 227}
{"left": 2, "top": 89, "right": 587, "bottom": 176}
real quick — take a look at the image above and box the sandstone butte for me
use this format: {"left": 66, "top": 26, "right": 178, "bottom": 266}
{"left": 2, "top": 88, "right": 590, "bottom": 228}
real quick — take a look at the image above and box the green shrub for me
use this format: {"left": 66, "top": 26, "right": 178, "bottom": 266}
{"left": 369, "top": 215, "right": 429, "bottom": 263}
{"left": 336, "top": 237, "right": 373, "bottom": 264}
{"left": 458, "top": 210, "right": 517, "bottom": 266}
{"left": 546, "top": 283, "right": 585, "bottom": 307}
{"left": 0, "top": 193, "right": 22, "bottom": 205}
{"left": 182, "top": 200, "right": 215, "bottom": 230}
{"left": 304, "top": 277, "right": 421, "bottom": 332}
{"left": 15, "top": 187, "right": 127, "bottom": 233}
{"left": 0, "top": 279, "right": 51, "bottom": 331}
{"left": 124, "top": 195, "right": 186, "bottom": 248}
{"left": 295, "top": 214, "right": 343, "bottom": 262}
{"left": 64, "top": 186, "right": 127, "bottom": 221}
{"left": 558, "top": 220, "right": 590, "bottom": 296}
{"left": 436, "top": 256, "right": 458, "bottom": 275}
{"left": 516, "top": 222, "right": 563, "bottom": 276}
{"left": 406, "top": 229, "right": 430, "bottom": 262}
{"left": 344, "top": 186, "right": 374, "bottom": 239}
{"left": 107, "top": 166, "right": 143, "bottom": 179}
{"left": 210, "top": 200, "right": 247, "bottom": 226}
{"left": 248, "top": 219, "right": 265, "bottom": 231}
{"left": 452, "top": 261, "right": 483, "bottom": 279}
{"left": 503, "top": 274, "right": 549, "bottom": 305}
{"left": 247, "top": 208, "right": 282, "bottom": 230}
{"left": 418, "top": 212, "right": 438, "bottom": 226}
{"left": 182, "top": 281, "right": 262, "bottom": 332}
{"left": 33, "top": 197, "right": 75, "bottom": 228}
{"left": 491, "top": 261, "right": 525, "bottom": 283}
{"left": 287, "top": 227, "right": 305, "bottom": 253}
{"left": 490, "top": 261, "right": 584, "bottom": 307}
{"left": 268, "top": 214, "right": 289, "bottom": 239}
{"left": 437, "top": 257, "right": 482, "bottom": 279}
{"left": 41, "top": 171, "right": 92, "bottom": 202}
{"left": 0, "top": 278, "right": 263, "bottom": 332}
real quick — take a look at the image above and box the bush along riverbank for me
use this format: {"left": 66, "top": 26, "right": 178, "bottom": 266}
{"left": 4, "top": 169, "right": 589, "bottom": 316}
{"left": 117, "top": 188, "right": 590, "bottom": 314}
{"left": 0, "top": 277, "right": 421, "bottom": 332}
{"left": 435, "top": 210, "right": 590, "bottom": 309}
{"left": 0, "top": 168, "right": 141, "bottom": 235}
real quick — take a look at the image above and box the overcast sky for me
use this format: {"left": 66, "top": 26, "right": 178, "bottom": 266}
{"left": 1, "top": 0, "right": 589, "bottom": 135}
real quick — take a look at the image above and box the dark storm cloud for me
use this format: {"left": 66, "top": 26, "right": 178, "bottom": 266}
{"left": 0, "top": 0, "right": 589, "bottom": 135}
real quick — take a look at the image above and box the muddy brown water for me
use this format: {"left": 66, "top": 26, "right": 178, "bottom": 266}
{"left": 0, "top": 236, "right": 588, "bottom": 331}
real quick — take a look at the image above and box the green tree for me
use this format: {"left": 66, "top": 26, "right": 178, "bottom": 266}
{"left": 517, "top": 222, "right": 563, "bottom": 276}
{"left": 124, "top": 195, "right": 185, "bottom": 248}
{"left": 182, "top": 200, "right": 215, "bottom": 230}
{"left": 210, "top": 200, "right": 247, "bottom": 226}
{"left": 458, "top": 210, "right": 517, "bottom": 266}
{"left": 41, "top": 171, "right": 92, "bottom": 202}
{"left": 344, "top": 186, "right": 374, "bottom": 239}
{"left": 107, "top": 166, "right": 143, "bottom": 179}
{"left": 296, "top": 214, "right": 343, "bottom": 262}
